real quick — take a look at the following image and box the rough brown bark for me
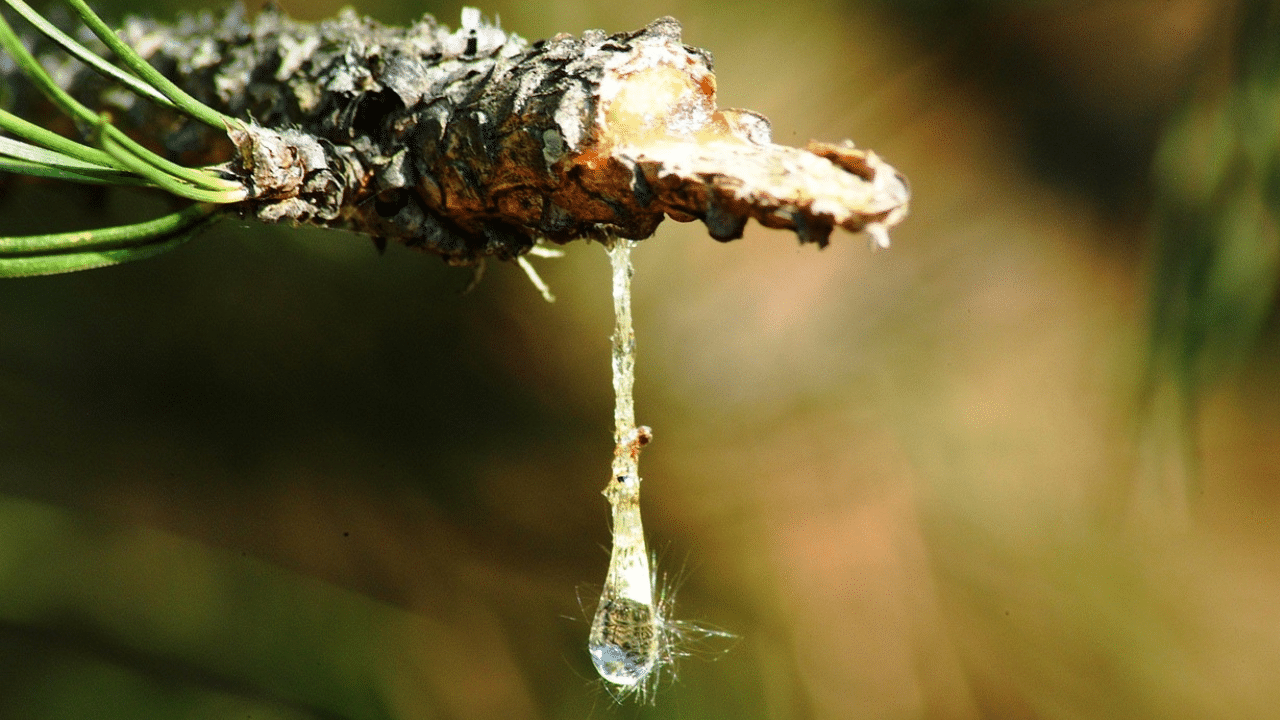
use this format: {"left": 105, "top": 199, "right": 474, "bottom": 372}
{"left": 17, "top": 4, "right": 910, "bottom": 264}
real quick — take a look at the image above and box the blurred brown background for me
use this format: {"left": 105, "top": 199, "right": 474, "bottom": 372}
{"left": 3, "top": 0, "right": 1279, "bottom": 718}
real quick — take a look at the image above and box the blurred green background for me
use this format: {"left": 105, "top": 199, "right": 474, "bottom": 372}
{"left": 3, "top": 0, "right": 1280, "bottom": 718}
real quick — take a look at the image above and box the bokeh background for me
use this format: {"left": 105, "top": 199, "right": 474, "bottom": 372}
{"left": 3, "top": 0, "right": 1279, "bottom": 718}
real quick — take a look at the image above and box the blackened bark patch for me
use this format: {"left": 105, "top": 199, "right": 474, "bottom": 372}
{"left": 351, "top": 89, "right": 404, "bottom": 141}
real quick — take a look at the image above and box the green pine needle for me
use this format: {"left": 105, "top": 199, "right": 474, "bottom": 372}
{"left": 0, "top": 2, "right": 244, "bottom": 195}
{"left": 98, "top": 126, "right": 246, "bottom": 203}
{"left": 0, "top": 0, "right": 257, "bottom": 275}
{"left": 0, "top": 134, "right": 118, "bottom": 173}
{"left": 0, "top": 203, "right": 219, "bottom": 277}
{"left": 4, "top": 0, "right": 175, "bottom": 107}
{"left": 0, "top": 107, "right": 119, "bottom": 169}
{"left": 65, "top": 0, "right": 238, "bottom": 130}
{"left": 0, "top": 156, "right": 140, "bottom": 184}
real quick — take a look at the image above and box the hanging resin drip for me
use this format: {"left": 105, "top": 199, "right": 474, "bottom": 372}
{"left": 588, "top": 238, "right": 662, "bottom": 686}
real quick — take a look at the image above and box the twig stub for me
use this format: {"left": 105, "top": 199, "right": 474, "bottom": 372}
{"left": 22, "top": 6, "right": 910, "bottom": 262}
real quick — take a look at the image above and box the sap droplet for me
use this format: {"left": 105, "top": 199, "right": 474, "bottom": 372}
{"left": 589, "top": 596, "right": 660, "bottom": 685}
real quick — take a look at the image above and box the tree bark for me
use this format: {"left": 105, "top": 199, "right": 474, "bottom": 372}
{"left": 16, "top": 4, "right": 910, "bottom": 264}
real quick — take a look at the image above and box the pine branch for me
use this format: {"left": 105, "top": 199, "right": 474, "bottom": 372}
{"left": 5, "top": 3, "right": 910, "bottom": 266}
